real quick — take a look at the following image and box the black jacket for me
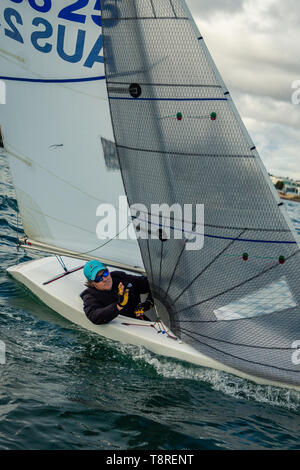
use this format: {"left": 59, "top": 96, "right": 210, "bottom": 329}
{"left": 80, "top": 271, "right": 153, "bottom": 325}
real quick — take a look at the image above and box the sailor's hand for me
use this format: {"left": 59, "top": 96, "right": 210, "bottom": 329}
{"left": 117, "top": 282, "right": 130, "bottom": 309}
{"left": 137, "top": 299, "right": 154, "bottom": 313}
{"left": 134, "top": 303, "right": 145, "bottom": 318}
{"left": 118, "top": 282, "right": 125, "bottom": 296}
{"left": 134, "top": 299, "right": 153, "bottom": 318}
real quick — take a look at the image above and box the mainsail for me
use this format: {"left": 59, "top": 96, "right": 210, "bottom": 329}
{"left": 0, "top": 1, "right": 143, "bottom": 271}
{"left": 101, "top": 0, "right": 300, "bottom": 386}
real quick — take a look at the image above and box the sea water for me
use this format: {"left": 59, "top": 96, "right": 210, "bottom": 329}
{"left": 1, "top": 148, "right": 300, "bottom": 450}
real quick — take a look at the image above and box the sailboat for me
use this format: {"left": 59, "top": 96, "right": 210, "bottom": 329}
{"left": 2, "top": 0, "right": 300, "bottom": 392}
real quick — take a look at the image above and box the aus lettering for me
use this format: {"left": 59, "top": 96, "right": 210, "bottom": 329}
{"left": 3, "top": 8, "right": 104, "bottom": 68}
{"left": 4, "top": 12, "right": 104, "bottom": 68}
{"left": 31, "top": 19, "right": 104, "bottom": 67}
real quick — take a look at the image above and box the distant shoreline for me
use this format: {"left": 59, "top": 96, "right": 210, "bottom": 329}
{"left": 278, "top": 192, "right": 300, "bottom": 203}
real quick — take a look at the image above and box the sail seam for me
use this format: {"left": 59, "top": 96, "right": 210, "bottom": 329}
{"left": 107, "top": 81, "right": 222, "bottom": 88}
{"left": 117, "top": 144, "right": 255, "bottom": 159}
{"left": 175, "top": 250, "right": 300, "bottom": 313}
{"left": 109, "top": 97, "right": 227, "bottom": 102}
{"left": 203, "top": 234, "right": 297, "bottom": 244}
{"left": 182, "top": 330, "right": 300, "bottom": 373}
{"left": 103, "top": 17, "right": 188, "bottom": 21}
{"left": 175, "top": 313, "right": 297, "bottom": 324}
{"left": 132, "top": 208, "right": 290, "bottom": 233}
{"left": 180, "top": 327, "right": 297, "bottom": 350}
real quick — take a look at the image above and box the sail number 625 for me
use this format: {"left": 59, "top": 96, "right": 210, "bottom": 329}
{"left": 8, "top": 0, "right": 120, "bottom": 27}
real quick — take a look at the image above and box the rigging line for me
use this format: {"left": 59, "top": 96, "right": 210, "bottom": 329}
{"left": 200, "top": 233, "right": 296, "bottom": 244}
{"left": 109, "top": 96, "right": 227, "bottom": 102}
{"left": 18, "top": 199, "right": 134, "bottom": 253}
{"left": 175, "top": 250, "right": 300, "bottom": 314}
{"left": 164, "top": 221, "right": 197, "bottom": 298}
{"left": 55, "top": 255, "right": 68, "bottom": 273}
{"left": 158, "top": 220, "right": 171, "bottom": 286}
{"left": 159, "top": 239, "right": 164, "bottom": 287}
{"left": 16, "top": 211, "right": 21, "bottom": 264}
{"left": 139, "top": 214, "right": 201, "bottom": 239}
{"left": 170, "top": 229, "right": 246, "bottom": 307}
{"left": 0, "top": 75, "right": 106, "bottom": 83}
{"left": 146, "top": 238, "right": 154, "bottom": 284}
{"left": 15, "top": 200, "right": 99, "bottom": 236}
{"left": 55, "top": 256, "right": 64, "bottom": 270}
{"left": 180, "top": 327, "right": 297, "bottom": 351}
{"left": 77, "top": 221, "right": 133, "bottom": 256}
{"left": 181, "top": 329, "right": 300, "bottom": 374}
{"left": 117, "top": 144, "right": 256, "bottom": 159}
{"left": 16, "top": 211, "right": 20, "bottom": 246}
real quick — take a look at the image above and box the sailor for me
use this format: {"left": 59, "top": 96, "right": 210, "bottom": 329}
{"left": 80, "top": 260, "right": 154, "bottom": 325}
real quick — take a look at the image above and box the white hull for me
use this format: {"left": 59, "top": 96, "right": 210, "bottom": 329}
{"left": 7, "top": 256, "right": 300, "bottom": 393}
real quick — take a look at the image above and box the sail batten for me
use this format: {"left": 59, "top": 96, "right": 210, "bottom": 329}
{"left": 102, "top": 0, "right": 300, "bottom": 386}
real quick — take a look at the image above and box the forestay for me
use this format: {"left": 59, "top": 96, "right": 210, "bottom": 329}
{"left": 101, "top": 0, "right": 300, "bottom": 386}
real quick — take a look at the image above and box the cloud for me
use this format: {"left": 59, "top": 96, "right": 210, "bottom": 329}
{"left": 186, "top": 0, "right": 245, "bottom": 19}
{"left": 245, "top": 119, "right": 300, "bottom": 179}
{"left": 186, "top": 0, "right": 300, "bottom": 179}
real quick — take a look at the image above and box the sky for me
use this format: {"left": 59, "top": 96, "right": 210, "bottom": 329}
{"left": 187, "top": 0, "right": 300, "bottom": 180}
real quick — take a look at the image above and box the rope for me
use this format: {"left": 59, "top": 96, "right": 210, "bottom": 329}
{"left": 170, "top": 229, "right": 246, "bottom": 307}
{"left": 122, "top": 318, "right": 178, "bottom": 341}
{"left": 75, "top": 221, "right": 133, "bottom": 256}
{"left": 56, "top": 256, "right": 68, "bottom": 273}
{"left": 174, "top": 250, "right": 300, "bottom": 315}
{"left": 16, "top": 212, "right": 20, "bottom": 264}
